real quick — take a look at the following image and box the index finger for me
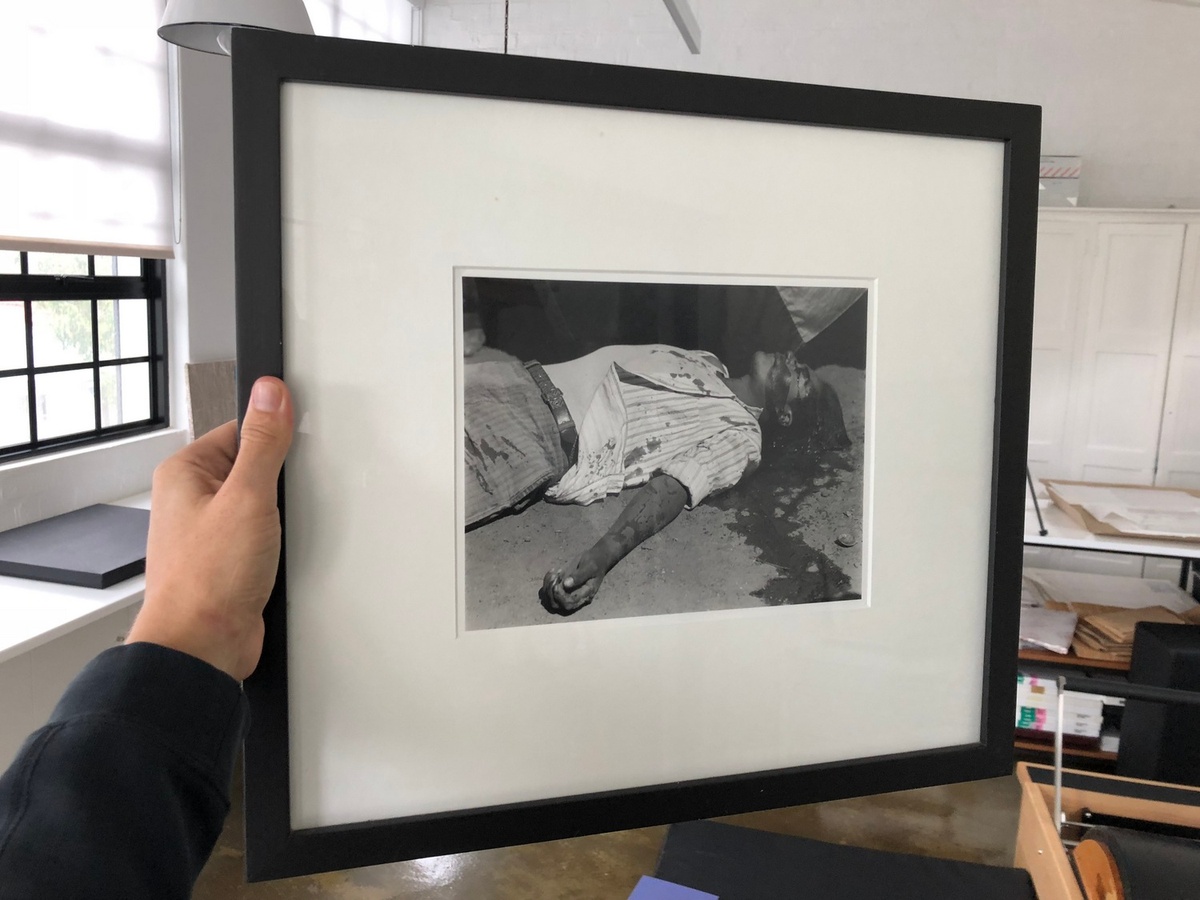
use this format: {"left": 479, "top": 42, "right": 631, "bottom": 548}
{"left": 153, "top": 421, "right": 239, "bottom": 500}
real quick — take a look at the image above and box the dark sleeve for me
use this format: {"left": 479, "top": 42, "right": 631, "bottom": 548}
{"left": 0, "top": 642, "right": 248, "bottom": 900}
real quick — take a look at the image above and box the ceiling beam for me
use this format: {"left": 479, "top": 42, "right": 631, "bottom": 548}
{"left": 661, "top": 0, "right": 701, "bottom": 54}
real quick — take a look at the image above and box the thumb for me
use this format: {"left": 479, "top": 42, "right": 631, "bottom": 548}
{"left": 227, "top": 377, "right": 294, "bottom": 496}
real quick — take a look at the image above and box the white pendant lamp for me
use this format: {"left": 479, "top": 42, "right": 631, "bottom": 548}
{"left": 158, "top": 0, "right": 315, "bottom": 55}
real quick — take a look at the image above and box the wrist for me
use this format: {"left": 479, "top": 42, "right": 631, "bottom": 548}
{"left": 592, "top": 535, "right": 625, "bottom": 570}
{"left": 126, "top": 602, "right": 246, "bottom": 681}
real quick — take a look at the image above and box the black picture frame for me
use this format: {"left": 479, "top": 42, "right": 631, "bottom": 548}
{"left": 232, "top": 30, "right": 1039, "bottom": 882}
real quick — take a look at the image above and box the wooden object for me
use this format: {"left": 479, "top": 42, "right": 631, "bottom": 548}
{"left": 185, "top": 360, "right": 236, "bottom": 439}
{"left": 1019, "top": 648, "right": 1130, "bottom": 673}
{"left": 1014, "top": 739, "right": 1116, "bottom": 764}
{"left": 1070, "top": 840, "right": 1123, "bottom": 900}
{"left": 1014, "top": 763, "right": 1200, "bottom": 900}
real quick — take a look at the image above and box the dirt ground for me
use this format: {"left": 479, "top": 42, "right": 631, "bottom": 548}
{"left": 464, "top": 365, "right": 865, "bottom": 630}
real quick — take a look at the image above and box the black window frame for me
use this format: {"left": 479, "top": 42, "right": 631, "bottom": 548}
{"left": 0, "top": 252, "right": 169, "bottom": 462}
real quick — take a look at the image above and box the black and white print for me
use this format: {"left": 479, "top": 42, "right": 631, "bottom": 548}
{"left": 462, "top": 275, "right": 869, "bottom": 630}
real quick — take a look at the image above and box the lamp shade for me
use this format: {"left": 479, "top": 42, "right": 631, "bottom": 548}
{"left": 158, "top": 0, "right": 314, "bottom": 55}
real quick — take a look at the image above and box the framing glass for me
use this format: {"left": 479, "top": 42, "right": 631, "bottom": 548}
{"left": 232, "top": 31, "right": 1040, "bottom": 881}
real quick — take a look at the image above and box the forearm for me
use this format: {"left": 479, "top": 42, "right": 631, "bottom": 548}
{"left": 590, "top": 474, "right": 687, "bottom": 572}
{"left": 0, "top": 643, "right": 246, "bottom": 900}
{"left": 541, "top": 475, "right": 689, "bottom": 614}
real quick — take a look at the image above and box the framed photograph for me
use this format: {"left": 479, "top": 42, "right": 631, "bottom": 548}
{"left": 232, "top": 31, "right": 1039, "bottom": 881}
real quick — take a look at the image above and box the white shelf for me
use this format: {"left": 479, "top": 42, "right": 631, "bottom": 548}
{"left": 1025, "top": 499, "right": 1200, "bottom": 562}
{"left": 0, "top": 493, "right": 150, "bottom": 664}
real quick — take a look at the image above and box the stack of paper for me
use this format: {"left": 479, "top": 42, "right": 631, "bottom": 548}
{"left": 1021, "top": 568, "right": 1200, "bottom": 661}
{"left": 1073, "top": 605, "right": 1186, "bottom": 662}
{"left": 1023, "top": 568, "right": 1198, "bottom": 615}
{"left": 1045, "top": 481, "right": 1200, "bottom": 540}
{"left": 1019, "top": 606, "right": 1078, "bottom": 655}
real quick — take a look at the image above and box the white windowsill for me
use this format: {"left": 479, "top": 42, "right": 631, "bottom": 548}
{"left": 0, "top": 492, "right": 151, "bottom": 665}
{"left": 0, "top": 426, "right": 186, "bottom": 476}
{"left": 0, "top": 428, "right": 185, "bottom": 532}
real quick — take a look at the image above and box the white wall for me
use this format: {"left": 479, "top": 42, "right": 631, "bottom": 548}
{"left": 6, "top": 0, "right": 1195, "bottom": 524}
{"left": 169, "top": 0, "right": 415, "bottom": 367}
{"left": 173, "top": 0, "right": 1200, "bottom": 369}
{"left": 0, "top": 2, "right": 413, "bottom": 530}
{"left": 425, "top": 0, "right": 1200, "bottom": 210}
{"left": 173, "top": 50, "right": 236, "bottom": 367}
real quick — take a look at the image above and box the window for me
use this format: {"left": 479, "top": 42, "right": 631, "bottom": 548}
{"left": 0, "top": 250, "right": 167, "bottom": 461}
{"left": 307, "top": 0, "right": 417, "bottom": 44}
{"left": 1, "top": 3, "right": 172, "bottom": 251}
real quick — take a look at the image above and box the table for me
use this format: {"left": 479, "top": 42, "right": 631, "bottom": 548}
{"left": 1024, "top": 500, "right": 1200, "bottom": 590}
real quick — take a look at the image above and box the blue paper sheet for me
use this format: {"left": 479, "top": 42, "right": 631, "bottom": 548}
{"left": 628, "top": 874, "right": 718, "bottom": 899}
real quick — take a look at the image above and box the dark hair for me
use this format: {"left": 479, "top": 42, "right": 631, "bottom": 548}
{"left": 759, "top": 371, "right": 850, "bottom": 466}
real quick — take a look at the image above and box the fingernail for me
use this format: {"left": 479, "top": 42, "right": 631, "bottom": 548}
{"left": 252, "top": 379, "right": 283, "bottom": 413}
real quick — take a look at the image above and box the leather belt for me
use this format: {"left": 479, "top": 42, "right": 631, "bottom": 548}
{"left": 524, "top": 361, "right": 578, "bottom": 460}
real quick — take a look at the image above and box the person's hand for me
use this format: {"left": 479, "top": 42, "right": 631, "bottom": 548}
{"left": 126, "top": 377, "right": 294, "bottom": 681}
{"left": 539, "top": 547, "right": 609, "bottom": 615}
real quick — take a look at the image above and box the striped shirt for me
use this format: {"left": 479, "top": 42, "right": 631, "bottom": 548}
{"left": 545, "top": 346, "right": 762, "bottom": 508}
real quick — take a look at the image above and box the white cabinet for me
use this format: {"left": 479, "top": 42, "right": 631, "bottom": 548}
{"left": 1026, "top": 209, "right": 1200, "bottom": 577}
{"left": 1028, "top": 210, "right": 1199, "bottom": 483}
{"left": 1027, "top": 221, "right": 1090, "bottom": 477}
{"left": 0, "top": 603, "right": 140, "bottom": 770}
{"left": 1156, "top": 225, "right": 1200, "bottom": 489}
{"left": 1075, "top": 222, "right": 1184, "bottom": 482}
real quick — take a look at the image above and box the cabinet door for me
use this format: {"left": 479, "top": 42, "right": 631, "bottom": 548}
{"left": 1028, "top": 221, "right": 1090, "bottom": 479}
{"left": 1155, "top": 224, "right": 1200, "bottom": 489}
{"left": 1070, "top": 223, "right": 1186, "bottom": 484}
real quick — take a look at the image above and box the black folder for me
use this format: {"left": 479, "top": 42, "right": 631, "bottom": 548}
{"left": 655, "top": 820, "right": 1035, "bottom": 900}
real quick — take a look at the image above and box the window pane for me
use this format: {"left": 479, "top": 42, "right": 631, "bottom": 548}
{"left": 115, "top": 256, "right": 142, "bottom": 276}
{"left": 93, "top": 255, "right": 118, "bottom": 276}
{"left": 0, "top": 251, "right": 20, "bottom": 274}
{"left": 100, "top": 363, "right": 150, "bottom": 427}
{"left": 27, "top": 252, "right": 88, "bottom": 276}
{"left": 32, "top": 300, "right": 93, "bottom": 366}
{"left": 98, "top": 298, "right": 149, "bottom": 360}
{"left": 35, "top": 369, "right": 95, "bottom": 439}
{"left": 0, "top": 301, "right": 27, "bottom": 370}
{"left": 0, "top": 376, "right": 30, "bottom": 449}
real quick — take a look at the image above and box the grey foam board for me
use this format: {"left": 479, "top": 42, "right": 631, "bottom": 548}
{"left": 0, "top": 504, "right": 151, "bottom": 589}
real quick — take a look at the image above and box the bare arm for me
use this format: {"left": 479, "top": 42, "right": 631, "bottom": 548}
{"left": 541, "top": 474, "right": 687, "bottom": 615}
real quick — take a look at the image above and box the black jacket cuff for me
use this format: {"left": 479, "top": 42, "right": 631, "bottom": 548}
{"left": 49, "top": 642, "right": 249, "bottom": 780}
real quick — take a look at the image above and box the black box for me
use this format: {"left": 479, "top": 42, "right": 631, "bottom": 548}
{"left": 1118, "top": 622, "right": 1200, "bottom": 786}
